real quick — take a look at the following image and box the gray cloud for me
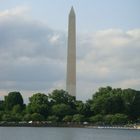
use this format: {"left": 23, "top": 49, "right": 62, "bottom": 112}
{"left": 0, "top": 7, "right": 140, "bottom": 101}
{"left": 0, "top": 10, "right": 66, "bottom": 94}
{"left": 76, "top": 29, "right": 140, "bottom": 100}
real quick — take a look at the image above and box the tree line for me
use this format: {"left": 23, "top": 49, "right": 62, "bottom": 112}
{"left": 0, "top": 86, "right": 140, "bottom": 125}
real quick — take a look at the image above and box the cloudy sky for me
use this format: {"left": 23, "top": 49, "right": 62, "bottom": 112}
{"left": 0, "top": 0, "right": 140, "bottom": 101}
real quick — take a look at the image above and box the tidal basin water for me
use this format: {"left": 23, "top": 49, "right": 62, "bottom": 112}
{"left": 0, "top": 127, "right": 140, "bottom": 140}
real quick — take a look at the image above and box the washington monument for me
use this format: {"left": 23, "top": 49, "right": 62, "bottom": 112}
{"left": 66, "top": 7, "right": 76, "bottom": 97}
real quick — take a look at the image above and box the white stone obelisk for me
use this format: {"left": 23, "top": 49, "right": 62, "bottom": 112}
{"left": 66, "top": 6, "right": 76, "bottom": 97}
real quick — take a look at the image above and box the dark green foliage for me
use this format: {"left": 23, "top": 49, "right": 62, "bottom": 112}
{"left": 63, "top": 115, "right": 73, "bottom": 122}
{"left": 0, "top": 100, "right": 4, "bottom": 111}
{"left": 0, "top": 111, "right": 4, "bottom": 121}
{"left": 89, "top": 114, "right": 104, "bottom": 123}
{"left": 51, "top": 103, "right": 72, "bottom": 119}
{"left": 111, "top": 114, "right": 128, "bottom": 125}
{"left": 31, "top": 113, "right": 44, "bottom": 121}
{"left": 2, "top": 113, "right": 22, "bottom": 122}
{"left": 47, "top": 115, "right": 59, "bottom": 122}
{"left": 2, "top": 114, "right": 14, "bottom": 122}
{"left": 104, "top": 114, "right": 114, "bottom": 124}
{"left": 72, "top": 114, "right": 85, "bottom": 122}
{"left": 104, "top": 114, "right": 128, "bottom": 125}
{"left": 122, "top": 89, "right": 140, "bottom": 119}
{"left": 0, "top": 87, "right": 140, "bottom": 125}
{"left": 91, "top": 87, "right": 125, "bottom": 115}
{"left": 4, "top": 91, "right": 24, "bottom": 110}
{"left": 27, "top": 93, "right": 49, "bottom": 116}
{"left": 12, "top": 105, "right": 23, "bottom": 114}
{"left": 49, "top": 89, "right": 76, "bottom": 106}
{"left": 23, "top": 114, "right": 32, "bottom": 121}
{"left": 75, "top": 101, "right": 86, "bottom": 114}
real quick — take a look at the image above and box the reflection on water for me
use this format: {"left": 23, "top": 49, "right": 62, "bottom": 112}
{"left": 0, "top": 127, "right": 140, "bottom": 140}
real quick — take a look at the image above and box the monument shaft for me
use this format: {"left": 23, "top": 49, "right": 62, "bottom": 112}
{"left": 66, "top": 7, "right": 76, "bottom": 97}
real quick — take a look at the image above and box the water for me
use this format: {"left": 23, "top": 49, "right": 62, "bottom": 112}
{"left": 0, "top": 127, "right": 140, "bottom": 140}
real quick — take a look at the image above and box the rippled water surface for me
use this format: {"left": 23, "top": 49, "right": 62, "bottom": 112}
{"left": 0, "top": 127, "right": 140, "bottom": 140}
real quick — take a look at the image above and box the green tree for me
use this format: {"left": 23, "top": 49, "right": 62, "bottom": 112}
{"left": 12, "top": 105, "right": 22, "bottom": 114}
{"left": 0, "top": 100, "right": 4, "bottom": 111}
{"left": 72, "top": 114, "right": 85, "bottom": 122}
{"left": 49, "top": 89, "right": 76, "bottom": 107}
{"left": 89, "top": 114, "right": 104, "bottom": 123}
{"left": 47, "top": 115, "right": 59, "bottom": 123}
{"left": 27, "top": 93, "right": 49, "bottom": 116}
{"left": 111, "top": 114, "right": 128, "bottom": 125}
{"left": 31, "top": 113, "right": 44, "bottom": 121}
{"left": 12, "top": 114, "right": 22, "bottom": 122}
{"left": 51, "top": 103, "right": 72, "bottom": 119}
{"left": 63, "top": 115, "right": 73, "bottom": 122}
{"left": 104, "top": 95, "right": 125, "bottom": 114}
{"left": 4, "top": 92, "right": 24, "bottom": 110}
{"left": 2, "top": 113, "right": 13, "bottom": 122}
{"left": 75, "top": 101, "right": 85, "bottom": 114}
{"left": 104, "top": 114, "right": 114, "bottom": 125}
{"left": 104, "top": 114, "right": 128, "bottom": 125}
{"left": 93, "top": 86, "right": 112, "bottom": 98}
{"left": 90, "top": 87, "right": 125, "bottom": 115}
{"left": 0, "top": 111, "right": 4, "bottom": 121}
{"left": 90, "top": 95, "right": 107, "bottom": 114}
{"left": 122, "top": 89, "right": 140, "bottom": 119}
{"left": 23, "top": 114, "right": 32, "bottom": 121}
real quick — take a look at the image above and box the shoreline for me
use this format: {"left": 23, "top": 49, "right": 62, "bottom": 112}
{"left": 0, "top": 122, "right": 139, "bottom": 130}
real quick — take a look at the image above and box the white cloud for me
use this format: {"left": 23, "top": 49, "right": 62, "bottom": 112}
{"left": 0, "top": 6, "right": 30, "bottom": 17}
{"left": 119, "top": 79, "right": 140, "bottom": 89}
{"left": 0, "top": 7, "right": 140, "bottom": 101}
{"left": 48, "top": 34, "right": 61, "bottom": 45}
{"left": 76, "top": 28, "right": 140, "bottom": 100}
